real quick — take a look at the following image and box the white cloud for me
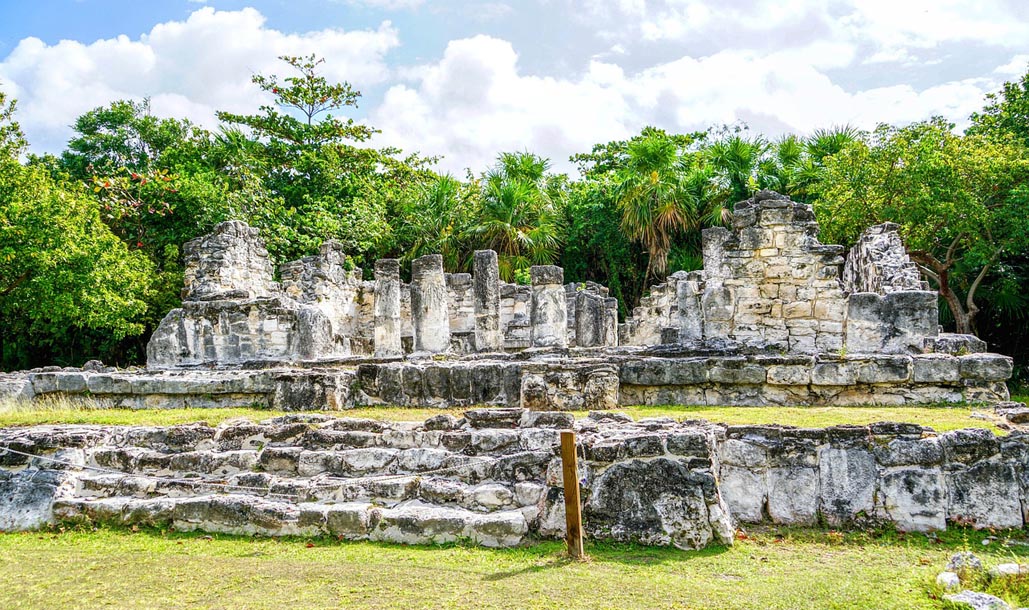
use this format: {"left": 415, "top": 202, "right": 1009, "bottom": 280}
{"left": 0, "top": 7, "right": 399, "bottom": 152}
{"left": 343, "top": 0, "right": 425, "bottom": 9}
{"left": 370, "top": 35, "right": 1012, "bottom": 174}
{"left": 572, "top": 0, "right": 1029, "bottom": 66}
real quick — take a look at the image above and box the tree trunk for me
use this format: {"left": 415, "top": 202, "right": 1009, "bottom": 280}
{"left": 909, "top": 251, "right": 974, "bottom": 335}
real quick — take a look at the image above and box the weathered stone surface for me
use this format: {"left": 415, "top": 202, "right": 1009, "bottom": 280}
{"left": 584, "top": 458, "right": 733, "bottom": 550}
{"left": 879, "top": 467, "right": 947, "bottom": 531}
{"left": 943, "top": 591, "right": 1012, "bottom": 610}
{"left": 529, "top": 266, "right": 567, "bottom": 348}
{"left": 843, "top": 222, "right": 927, "bottom": 294}
{"left": 374, "top": 259, "right": 403, "bottom": 357}
{"left": 411, "top": 254, "right": 451, "bottom": 354}
{"left": 473, "top": 250, "right": 503, "bottom": 352}
{"left": 4, "top": 416, "right": 1027, "bottom": 547}
{"left": 818, "top": 446, "right": 877, "bottom": 526}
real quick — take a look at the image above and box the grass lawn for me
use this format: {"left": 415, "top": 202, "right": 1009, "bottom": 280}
{"left": 0, "top": 525, "right": 1027, "bottom": 609}
{"left": 0, "top": 399, "right": 1006, "bottom": 433}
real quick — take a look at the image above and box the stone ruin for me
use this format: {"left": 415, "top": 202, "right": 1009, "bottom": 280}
{"left": 1, "top": 190, "right": 1025, "bottom": 551}
{"left": 4, "top": 408, "right": 1028, "bottom": 549}
{"left": 3, "top": 189, "right": 1009, "bottom": 410}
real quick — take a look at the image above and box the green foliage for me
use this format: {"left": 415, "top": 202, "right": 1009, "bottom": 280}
{"left": 969, "top": 65, "right": 1029, "bottom": 147}
{"left": 0, "top": 158, "right": 153, "bottom": 369}
{"left": 0, "top": 89, "right": 26, "bottom": 159}
{"left": 468, "top": 152, "right": 566, "bottom": 281}
{"left": 814, "top": 118, "right": 1029, "bottom": 333}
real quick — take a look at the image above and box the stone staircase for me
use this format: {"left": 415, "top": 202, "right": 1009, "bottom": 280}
{"left": 1, "top": 410, "right": 567, "bottom": 547}
{"left": 0, "top": 409, "right": 736, "bottom": 550}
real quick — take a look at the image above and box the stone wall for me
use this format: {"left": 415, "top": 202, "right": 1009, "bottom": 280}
{"left": 716, "top": 423, "right": 1027, "bottom": 531}
{"left": 620, "top": 192, "right": 940, "bottom": 356}
{"left": 6, "top": 348, "right": 1013, "bottom": 411}
{"left": 3, "top": 412, "right": 1025, "bottom": 548}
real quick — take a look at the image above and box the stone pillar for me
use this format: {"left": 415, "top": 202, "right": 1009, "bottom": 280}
{"left": 676, "top": 271, "right": 705, "bottom": 343}
{"left": 603, "top": 298, "right": 619, "bottom": 347}
{"left": 473, "top": 250, "right": 503, "bottom": 352}
{"left": 373, "top": 258, "right": 402, "bottom": 357}
{"left": 530, "top": 265, "right": 567, "bottom": 348}
{"left": 411, "top": 254, "right": 451, "bottom": 353}
{"left": 575, "top": 291, "right": 605, "bottom": 347}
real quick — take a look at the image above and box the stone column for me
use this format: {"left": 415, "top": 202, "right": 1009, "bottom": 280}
{"left": 530, "top": 265, "right": 568, "bottom": 348}
{"left": 676, "top": 271, "right": 705, "bottom": 343}
{"left": 373, "top": 258, "right": 402, "bottom": 357}
{"left": 603, "top": 297, "right": 619, "bottom": 346}
{"left": 575, "top": 291, "right": 605, "bottom": 347}
{"left": 411, "top": 254, "right": 451, "bottom": 353}
{"left": 473, "top": 250, "right": 503, "bottom": 352}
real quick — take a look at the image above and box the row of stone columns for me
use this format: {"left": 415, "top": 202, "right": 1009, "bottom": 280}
{"left": 374, "top": 255, "right": 604, "bottom": 356}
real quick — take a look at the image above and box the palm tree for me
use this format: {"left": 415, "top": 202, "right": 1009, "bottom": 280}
{"left": 469, "top": 152, "right": 565, "bottom": 281}
{"left": 614, "top": 134, "right": 697, "bottom": 281}
{"left": 400, "top": 173, "right": 472, "bottom": 271}
{"left": 705, "top": 133, "right": 770, "bottom": 205}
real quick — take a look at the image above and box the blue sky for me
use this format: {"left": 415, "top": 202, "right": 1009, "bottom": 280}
{"left": 2, "top": 0, "right": 1028, "bottom": 173}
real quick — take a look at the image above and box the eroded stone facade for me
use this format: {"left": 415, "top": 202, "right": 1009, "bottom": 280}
{"left": 3, "top": 411, "right": 1025, "bottom": 548}
{"left": 1, "top": 190, "right": 1010, "bottom": 408}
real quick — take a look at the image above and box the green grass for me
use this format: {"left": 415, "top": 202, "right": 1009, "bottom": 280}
{"left": 1, "top": 525, "right": 1027, "bottom": 609}
{"left": 0, "top": 397, "right": 1004, "bottom": 433}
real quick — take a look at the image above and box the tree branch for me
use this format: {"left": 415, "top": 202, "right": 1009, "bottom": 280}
{"left": 0, "top": 270, "right": 31, "bottom": 297}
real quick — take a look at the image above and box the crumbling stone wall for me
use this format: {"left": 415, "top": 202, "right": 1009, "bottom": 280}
{"left": 181, "top": 221, "right": 278, "bottom": 301}
{"left": 716, "top": 423, "right": 1028, "bottom": 531}
{"left": 843, "top": 222, "right": 928, "bottom": 294}
{"left": 620, "top": 192, "right": 940, "bottom": 356}
{"left": 3, "top": 412, "right": 1023, "bottom": 548}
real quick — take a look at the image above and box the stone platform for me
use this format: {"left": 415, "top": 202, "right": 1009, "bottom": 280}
{"left": 3, "top": 409, "right": 1026, "bottom": 549}
{"left": 1, "top": 346, "right": 1013, "bottom": 411}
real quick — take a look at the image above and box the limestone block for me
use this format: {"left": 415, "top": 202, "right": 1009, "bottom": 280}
{"left": 925, "top": 334, "right": 988, "bottom": 355}
{"left": 879, "top": 467, "right": 947, "bottom": 532}
{"left": 472, "top": 250, "right": 504, "bottom": 352}
{"left": 373, "top": 259, "right": 403, "bottom": 357}
{"left": 939, "top": 428, "right": 1000, "bottom": 464}
{"left": 766, "top": 466, "right": 819, "bottom": 525}
{"left": 574, "top": 291, "right": 606, "bottom": 347}
{"left": 529, "top": 266, "right": 568, "bottom": 348}
{"left": 708, "top": 360, "right": 766, "bottom": 385}
{"left": 717, "top": 465, "right": 766, "bottom": 522}
{"left": 818, "top": 446, "right": 877, "bottom": 526}
{"left": 946, "top": 461, "right": 1023, "bottom": 529}
{"left": 411, "top": 255, "right": 451, "bottom": 354}
{"left": 845, "top": 291, "right": 938, "bottom": 354}
{"left": 959, "top": 354, "right": 1014, "bottom": 382}
{"left": 584, "top": 458, "right": 732, "bottom": 549}
{"left": 873, "top": 437, "right": 944, "bottom": 467}
{"left": 911, "top": 354, "right": 961, "bottom": 383}
{"left": 856, "top": 356, "right": 912, "bottom": 384}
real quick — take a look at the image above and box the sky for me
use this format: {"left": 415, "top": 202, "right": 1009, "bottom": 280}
{"left": 1, "top": 0, "right": 1028, "bottom": 174}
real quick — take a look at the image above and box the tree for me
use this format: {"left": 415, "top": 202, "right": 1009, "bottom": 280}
{"left": 968, "top": 66, "right": 1029, "bottom": 147}
{"left": 614, "top": 132, "right": 698, "bottom": 281}
{"left": 217, "top": 54, "right": 374, "bottom": 148}
{"left": 216, "top": 54, "right": 430, "bottom": 266}
{"left": 469, "top": 152, "right": 566, "bottom": 281}
{"left": 0, "top": 100, "right": 153, "bottom": 369}
{"left": 0, "top": 89, "right": 26, "bottom": 159}
{"left": 815, "top": 119, "right": 1029, "bottom": 335}
{"left": 395, "top": 173, "right": 477, "bottom": 271}
{"left": 705, "top": 130, "right": 769, "bottom": 205}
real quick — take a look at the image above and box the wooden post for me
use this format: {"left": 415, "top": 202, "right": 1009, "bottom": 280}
{"left": 560, "top": 430, "right": 585, "bottom": 560}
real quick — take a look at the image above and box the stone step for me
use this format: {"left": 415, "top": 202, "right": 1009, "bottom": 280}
{"left": 73, "top": 471, "right": 546, "bottom": 514}
{"left": 53, "top": 495, "right": 532, "bottom": 547}
{"left": 84, "top": 442, "right": 554, "bottom": 485}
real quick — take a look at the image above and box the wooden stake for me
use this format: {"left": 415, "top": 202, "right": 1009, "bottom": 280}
{"left": 560, "top": 430, "right": 585, "bottom": 560}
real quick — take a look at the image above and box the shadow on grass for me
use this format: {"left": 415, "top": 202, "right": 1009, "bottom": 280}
{"left": 35, "top": 520, "right": 1029, "bottom": 567}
